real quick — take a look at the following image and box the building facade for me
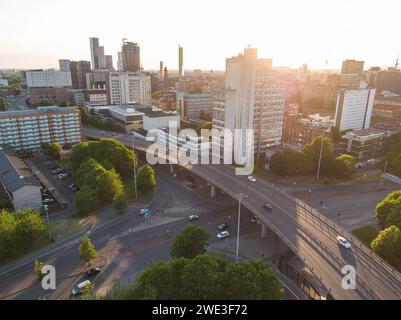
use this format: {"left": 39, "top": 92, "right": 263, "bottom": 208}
{"left": 222, "top": 47, "right": 285, "bottom": 160}
{"left": 89, "top": 37, "right": 106, "bottom": 70}
{"left": 176, "top": 92, "right": 214, "bottom": 120}
{"left": 107, "top": 72, "right": 152, "bottom": 106}
{"left": 0, "top": 107, "right": 82, "bottom": 152}
{"left": 334, "top": 88, "right": 375, "bottom": 131}
{"left": 178, "top": 45, "right": 184, "bottom": 77}
{"left": 121, "top": 40, "right": 140, "bottom": 72}
{"left": 341, "top": 59, "right": 364, "bottom": 75}
{"left": 26, "top": 69, "right": 72, "bottom": 88}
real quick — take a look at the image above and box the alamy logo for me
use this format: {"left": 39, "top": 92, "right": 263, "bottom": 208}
{"left": 145, "top": 121, "right": 255, "bottom": 175}
{"left": 341, "top": 265, "right": 356, "bottom": 290}
{"left": 41, "top": 265, "right": 56, "bottom": 290}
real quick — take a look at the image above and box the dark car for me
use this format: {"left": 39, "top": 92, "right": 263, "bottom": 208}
{"left": 262, "top": 203, "right": 273, "bottom": 211}
{"left": 217, "top": 223, "right": 229, "bottom": 231}
{"left": 68, "top": 183, "right": 78, "bottom": 191}
{"left": 85, "top": 268, "right": 101, "bottom": 277}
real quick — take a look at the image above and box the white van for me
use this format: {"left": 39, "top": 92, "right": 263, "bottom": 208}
{"left": 71, "top": 280, "right": 91, "bottom": 296}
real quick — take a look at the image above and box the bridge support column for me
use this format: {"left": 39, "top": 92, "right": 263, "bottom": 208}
{"left": 261, "top": 224, "right": 268, "bottom": 239}
{"left": 211, "top": 185, "right": 216, "bottom": 198}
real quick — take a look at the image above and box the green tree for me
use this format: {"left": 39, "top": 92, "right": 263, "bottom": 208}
{"left": 333, "top": 154, "right": 356, "bottom": 178}
{"left": 97, "top": 169, "right": 124, "bottom": 204}
{"left": 221, "top": 260, "right": 284, "bottom": 299}
{"left": 42, "top": 143, "right": 62, "bottom": 160}
{"left": 34, "top": 260, "right": 45, "bottom": 280}
{"left": 171, "top": 224, "right": 209, "bottom": 259}
{"left": 38, "top": 99, "right": 53, "bottom": 106}
{"left": 75, "top": 186, "right": 100, "bottom": 215}
{"left": 302, "top": 136, "right": 336, "bottom": 176}
{"left": 269, "top": 149, "right": 312, "bottom": 176}
{"left": 113, "top": 192, "right": 128, "bottom": 213}
{"left": 375, "top": 191, "right": 401, "bottom": 228}
{"left": 371, "top": 225, "right": 401, "bottom": 269}
{"left": 79, "top": 236, "right": 97, "bottom": 266}
{"left": 136, "top": 164, "right": 156, "bottom": 195}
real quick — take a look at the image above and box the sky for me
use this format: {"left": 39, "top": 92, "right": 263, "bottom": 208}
{"left": 1, "top": 0, "right": 401, "bottom": 71}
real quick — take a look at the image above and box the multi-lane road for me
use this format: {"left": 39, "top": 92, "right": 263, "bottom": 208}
{"left": 83, "top": 126, "right": 401, "bottom": 300}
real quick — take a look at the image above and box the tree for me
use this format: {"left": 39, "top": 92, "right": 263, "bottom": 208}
{"left": 34, "top": 260, "right": 45, "bottom": 280}
{"left": 113, "top": 192, "right": 128, "bottom": 213}
{"left": 137, "top": 164, "right": 156, "bottom": 195}
{"left": 221, "top": 260, "right": 284, "bottom": 299}
{"left": 171, "top": 224, "right": 209, "bottom": 259}
{"left": 302, "top": 136, "right": 336, "bottom": 175}
{"left": 38, "top": 99, "right": 53, "bottom": 106}
{"left": 79, "top": 236, "right": 97, "bottom": 266}
{"left": 301, "top": 96, "right": 324, "bottom": 111}
{"left": 371, "top": 225, "right": 401, "bottom": 269}
{"left": 98, "top": 169, "right": 124, "bottom": 204}
{"left": 75, "top": 186, "right": 100, "bottom": 215}
{"left": 42, "top": 143, "right": 62, "bottom": 160}
{"left": 375, "top": 191, "right": 401, "bottom": 228}
{"left": 269, "top": 149, "right": 312, "bottom": 176}
{"left": 333, "top": 154, "right": 356, "bottom": 178}
{"left": 0, "top": 208, "right": 47, "bottom": 261}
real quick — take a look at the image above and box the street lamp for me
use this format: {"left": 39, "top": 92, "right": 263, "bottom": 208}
{"left": 132, "top": 132, "right": 138, "bottom": 200}
{"left": 316, "top": 130, "right": 325, "bottom": 182}
{"left": 44, "top": 205, "right": 53, "bottom": 241}
{"left": 235, "top": 193, "right": 248, "bottom": 261}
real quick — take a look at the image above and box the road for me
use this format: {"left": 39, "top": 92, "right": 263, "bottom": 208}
{"left": 83, "top": 126, "right": 401, "bottom": 300}
{"left": 0, "top": 166, "right": 300, "bottom": 300}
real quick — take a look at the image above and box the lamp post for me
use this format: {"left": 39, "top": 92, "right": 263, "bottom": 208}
{"left": 235, "top": 193, "right": 247, "bottom": 261}
{"left": 132, "top": 132, "right": 138, "bottom": 200}
{"left": 316, "top": 131, "right": 325, "bottom": 182}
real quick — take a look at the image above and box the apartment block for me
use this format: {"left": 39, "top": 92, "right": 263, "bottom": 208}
{"left": 0, "top": 107, "right": 82, "bottom": 152}
{"left": 176, "top": 92, "right": 214, "bottom": 120}
{"left": 107, "top": 71, "right": 152, "bottom": 106}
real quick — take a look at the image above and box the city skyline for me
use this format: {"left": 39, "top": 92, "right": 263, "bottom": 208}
{"left": 1, "top": 0, "right": 401, "bottom": 71}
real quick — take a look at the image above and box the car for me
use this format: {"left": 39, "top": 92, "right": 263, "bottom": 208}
{"left": 217, "top": 223, "right": 229, "bottom": 231}
{"left": 85, "top": 268, "right": 101, "bottom": 277}
{"left": 71, "top": 280, "right": 91, "bottom": 297}
{"left": 262, "top": 203, "right": 273, "bottom": 211}
{"left": 248, "top": 176, "right": 256, "bottom": 182}
{"left": 188, "top": 214, "right": 199, "bottom": 221}
{"left": 112, "top": 132, "right": 117, "bottom": 136}
{"left": 139, "top": 209, "right": 147, "bottom": 215}
{"left": 337, "top": 236, "right": 351, "bottom": 249}
{"left": 68, "top": 183, "right": 78, "bottom": 191}
{"left": 58, "top": 173, "right": 68, "bottom": 180}
{"left": 43, "top": 198, "right": 54, "bottom": 204}
{"left": 217, "top": 231, "right": 229, "bottom": 239}
{"left": 52, "top": 168, "right": 63, "bottom": 174}
{"left": 251, "top": 216, "right": 258, "bottom": 223}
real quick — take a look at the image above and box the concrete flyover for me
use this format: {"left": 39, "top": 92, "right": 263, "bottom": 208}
{"left": 83, "top": 126, "right": 401, "bottom": 300}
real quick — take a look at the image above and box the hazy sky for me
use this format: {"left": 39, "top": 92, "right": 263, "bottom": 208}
{"left": 1, "top": 0, "right": 400, "bottom": 71}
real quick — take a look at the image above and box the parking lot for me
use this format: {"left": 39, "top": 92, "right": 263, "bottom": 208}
{"left": 28, "top": 154, "right": 77, "bottom": 215}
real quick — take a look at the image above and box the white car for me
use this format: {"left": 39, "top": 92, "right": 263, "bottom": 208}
{"left": 43, "top": 198, "right": 54, "bottom": 204}
{"left": 139, "top": 209, "right": 146, "bottom": 215}
{"left": 217, "top": 231, "right": 229, "bottom": 239}
{"left": 58, "top": 173, "right": 68, "bottom": 180}
{"left": 248, "top": 176, "right": 256, "bottom": 182}
{"left": 337, "top": 236, "right": 351, "bottom": 249}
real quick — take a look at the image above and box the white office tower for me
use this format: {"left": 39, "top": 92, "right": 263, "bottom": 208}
{"left": 26, "top": 69, "right": 72, "bottom": 88}
{"left": 108, "top": 72, "right": 152, "bottom": 106}
{"left": 334, "top": 88, "right": 376, "bottom": 131}
{"left": 223, "top": 47, "right": 285, "bottom": 161}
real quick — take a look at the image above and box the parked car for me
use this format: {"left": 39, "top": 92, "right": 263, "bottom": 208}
{"left": 251, "top": 216, "right": 258, "bottom": 223}
{"left": 85, "top": 268, "right": 101, "bottom": 277}
{"left": 71, "top": 280, "right": 91, "bottom": 297}
{"left": 188, "top": 214, "right": 199, "bottom": 221}
{"left": 337, "top": 236, "right": 351, "bottom": 249}
{"left": 58, "top": 173, "right": 68, "bottom": 180}
{"left": 43, "top": 198, "right": 54, "bottom": 204}
{"left": 52, "top": 168, "right": 63, "bottom": 174}
{"left": 217, "top": 223, "right": 229, "bottom": 231}
{"left": 247, "top": 176, "right": 256, "bottom": 182}
{"left": 217, "top": 231, "right": 230, "bottom": 239}
{"left": 262, "top": 203, "right": 273, "bottom": 211}
{"left": 139, "top": 209, "right": 147, "bottom": 215}
{"left": 68, "top": 183, "right": 78, "bottom": 191}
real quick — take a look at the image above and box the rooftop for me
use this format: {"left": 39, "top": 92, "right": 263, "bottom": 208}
{"left": 0, "top": 149, "right": 40, "bottom": 192}
{"left": 0, "top": 106, "right": 79, "bottom": 118}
